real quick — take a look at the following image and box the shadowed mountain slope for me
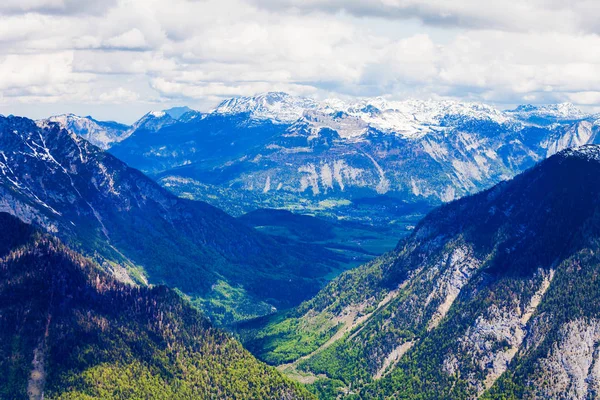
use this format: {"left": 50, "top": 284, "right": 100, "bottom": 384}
{"left": 0, "top": 212, "right": 313, "bottom": 399}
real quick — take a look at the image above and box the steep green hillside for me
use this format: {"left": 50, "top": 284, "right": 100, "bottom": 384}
{"left": 240, "top": 145, "right": 600, "bottom": 399}
{"left": 0, "top": 212, "right": 313, "bottom": 399}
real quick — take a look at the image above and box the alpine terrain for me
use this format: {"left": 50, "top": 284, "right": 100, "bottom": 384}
{"left": 104, "top": 93, "right": 600, "bottom": 228}
{"left": 4, "top": 0, "right": 599, "bottom": 398}
{"left": 0, "top": 212, "right": 312, "bottom": 399}
{"left": 239, "top": 145, "right": 600, "bottom": 399}
{"left": 0, "top": 115, "right": 347, "bottom": 325}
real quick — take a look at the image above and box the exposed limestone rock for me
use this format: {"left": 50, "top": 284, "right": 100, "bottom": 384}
{"left": 444, "top": 269, "right": 555, "bottom": 395}
{"left": 426, "top": 245, "right": 480, "bottom": 331}
{"left": 531, "top": 319, "right": 600, "bottom": 399}
{"left": 374, "top": 341, "right": 415, "bottom": 380}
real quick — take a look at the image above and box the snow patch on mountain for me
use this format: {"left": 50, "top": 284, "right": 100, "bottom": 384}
{"left": 321, "top": 98, "right": 511, "bottom": 138}
{"left": 508, "top": 103, "right": 589, "bottom": 122}
{"left": 214, "top": 92, "right": 320, "bottom": 123}
{"left": 214, "top": 92, "right": 518, "bottom": 139}
{"left": 559, "top": 144, "right": 600, "bottom": 161}
{"left": 130, "top": 111, "right": 177, "bottom": 133}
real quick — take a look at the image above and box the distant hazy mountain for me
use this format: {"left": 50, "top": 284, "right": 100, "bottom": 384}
{"left": 40, "top": 113, "right": 131, "bottom": 149}
{"left": 240, "top": 145, "right": 600, "bottom": 399}
{"left": 0, "top": 115, "right": 346, "bottom": 325}
{"left": 40, "top": 106, "right": 201, "bottom": 150}
{"left": 506, "top": 102, "right": 592, "bottom": 125}
{"left": 127, "top": 106, "right": 203, "bottom": 135}
{"left": 107, "top": 93, "right": 599, "bottom": 225}
{"left": 0, "top": 212, "right": 312, "bottom": 399}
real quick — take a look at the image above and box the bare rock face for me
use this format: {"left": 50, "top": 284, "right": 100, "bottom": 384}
{"left": 39, "top": 114, "right": 131, "bottom": 149}
{"left": 529, "top": 319, "right": 600, "bottom": 399}
{"left": 449, "top": 269, "right": 555, "bottom": 395}
{"left": 542, "top": 121, "right": 595, "bottom": 157}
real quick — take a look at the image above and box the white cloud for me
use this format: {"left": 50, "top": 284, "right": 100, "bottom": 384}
{"left": 103, "top": 28, "right": 149, "bottom": 50}
{"left": 567, "top": 91, "right": 600, "bottom": 105}
{"left": 0, "top": 0, "right": 599, "bottom": 121}
{"left": 0, "top": 52, "right": 90, "bottom": 92}
{"left": 0, "top": 0, "right": 117, "bottom": 15}
{"left": 99, "top": 87, "right": 140, "bottom": 103}
{"left": 249, "top": 0, "right": 600, "bottom": 34}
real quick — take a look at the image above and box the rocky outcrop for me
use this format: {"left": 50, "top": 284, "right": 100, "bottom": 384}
{"left": 530, "top": 319, "right": 600, "bottom": 399}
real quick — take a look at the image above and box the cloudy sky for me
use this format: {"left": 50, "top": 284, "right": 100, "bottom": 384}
{"left": 0, "top": 0, "right": 599, "bottom": 123}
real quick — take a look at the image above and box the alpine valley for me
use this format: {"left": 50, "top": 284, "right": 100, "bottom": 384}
{"left": 238, "top": 145, "right": 600, "bottom": 399}
{"left": 46, "top": 93, "right": 600, "bottom": 272}
{"left": 2, "top": 93, "right": 600, "bottom": 400}
{"left": 5, "top": 0, "right": 600, "bottom": 397}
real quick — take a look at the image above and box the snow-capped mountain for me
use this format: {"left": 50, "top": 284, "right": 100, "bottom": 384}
{"left": 507, "top": 103, "right": 591, "bottom": 125}
{"left": 109, "top": 93, "right": 598, "bottom": 225}
{"left": 130, "top": 110, "right": 178, "bottom": 132}
{"left": 213, "top": 92, "right": 320, "bottom": 123}
{"left": 41, "top": 107, "right": 203, "bottom": 150}
{"left": 39, "top": 114, "right": 131, "bottom": 149}
{"left": 213, "top": 92, "right": 515, "bottom": 138}
{"left": 129, "top": 106, "right": 203, "bottom": 133}
{"left": 100, "top": 93, "right": 600, "bottom": 224}
{"left": 308, "top": 97, "right": 513, "bottom": 139}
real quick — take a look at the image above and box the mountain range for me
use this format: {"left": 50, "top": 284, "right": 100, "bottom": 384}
{"left": 0, "top": 115, "right": 348, "bottom": 325}
{"left": 5, "top": 94, "right": 600, "bottom": 399}
{"left": 46, "top": 93, "right": 596, "bottom": 228}
{"left": 41, "top": 106, "right": 198, "bottom": 150}
{"left": 239, "top": 145, "right": 600, "bottom": 399}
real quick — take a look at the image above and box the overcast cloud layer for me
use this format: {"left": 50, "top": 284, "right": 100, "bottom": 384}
{"left": 0, "top": 0, "right": 599, "bottom": 122}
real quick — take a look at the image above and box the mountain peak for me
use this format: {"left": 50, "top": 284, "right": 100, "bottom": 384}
{"left": 163, "top": 106, "right": 195, "bottom": 120}
{"left": 213, "top": 93, "right": 513, "bottom": 136}
{"left": 305, "top": 97, "right": 511, "bottom": 139}
{"left": 131, "top": 109, "right": 178, "bottom": 132}
{"left": 139, "top": 106, "right": 200, "bottom": 125}
{"left": 213, "top": 92, "right": 319, "bottom": 123}
{"left": 508, "top": 102, "right": 587, "bottom": 122}
{"left": 38, "top": 113, "right": 130, "bottom": 149}
{"left": 555, "top": 143, "right": 600, "bottom": 161}
{"left": 0, "top": 114, "right": 346, "bottom": 325}
{"left": 148, "top": 110, "right": 167, "bottom": 118}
